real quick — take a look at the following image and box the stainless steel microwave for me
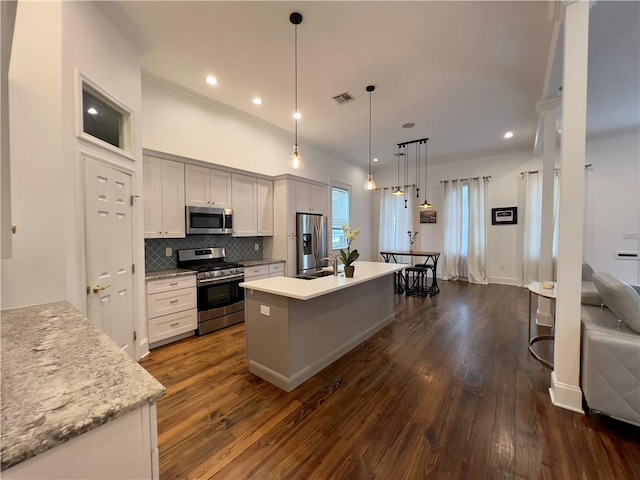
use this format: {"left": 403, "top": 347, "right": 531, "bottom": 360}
{"left": 186, "top": 206, "right": 233, "bottom": 235}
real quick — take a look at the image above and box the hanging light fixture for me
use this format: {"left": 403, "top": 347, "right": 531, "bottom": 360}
{"left": 288, "top": 12, "right": 304, "bottom": 169}
{"left": 420, "top": 138, "right": 433, "bottom": 209}
{"left": 363, "top": 85, "right": 377, "bottom": 190}
{"left": 392, "top": 146, "right": 405, "bottom": 195}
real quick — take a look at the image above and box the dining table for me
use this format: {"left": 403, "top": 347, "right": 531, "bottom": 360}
{"left": 379, "top": 250, "right": 441, "bottom": 295}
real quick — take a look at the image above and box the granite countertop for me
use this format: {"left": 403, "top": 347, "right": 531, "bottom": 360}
{"left": 239, "top": 258, "right": 286, "bottom": 267}
{"left": 240, "top": 261, "right": 405, "bottom": 301}
{"left": 0, "top": 301, "right": 166, "bottom": 471}
{"left": 145, "top": 268, "right": 196, "bottom": 280}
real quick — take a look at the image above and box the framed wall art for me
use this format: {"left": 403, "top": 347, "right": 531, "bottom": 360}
{"left": 420, "top": 210, "right": 437, "bottom": 224}
{"left": 491, "top": 207, "right": 517, "bottom": 225}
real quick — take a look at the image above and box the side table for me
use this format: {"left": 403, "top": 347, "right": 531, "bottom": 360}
{"left": 527, "top": 281, "right": 556, "bottom": 369}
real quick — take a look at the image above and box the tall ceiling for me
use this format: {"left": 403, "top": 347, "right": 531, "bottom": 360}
{"left": 116, "top": 1, "right": 639, "bottom": 167}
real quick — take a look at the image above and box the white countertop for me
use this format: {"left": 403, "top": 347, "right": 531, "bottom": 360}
{"left": 240, "top": 261, "right": 406, "bottom": 300}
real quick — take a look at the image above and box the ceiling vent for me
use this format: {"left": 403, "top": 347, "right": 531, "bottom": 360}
{"left": 332, "top": 92, "right": 355, "bottom": 105}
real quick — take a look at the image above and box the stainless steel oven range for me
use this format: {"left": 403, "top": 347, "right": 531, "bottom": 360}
{"left": 177, "top": 247, "right": 244, "bottom": 335}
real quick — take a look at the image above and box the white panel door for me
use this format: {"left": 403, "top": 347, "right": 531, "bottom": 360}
{"left": 84, "top": 158, "right": 134, "bottom": 358}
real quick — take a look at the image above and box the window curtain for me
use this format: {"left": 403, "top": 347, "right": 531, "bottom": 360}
{"left": 521, "top": 171, "right": 542, "bottom": 286}
{"left": 467, "top": 177, "right": 489, "bottom": 284}
{"left": 442, "top": 180, "right": 463, "bottom": 280}
{"left": 377, "top": 186, "right": 416, "bottom": 264}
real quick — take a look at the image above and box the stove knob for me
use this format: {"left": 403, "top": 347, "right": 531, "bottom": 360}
{"left": 230, "top": 268, "right": 238, "bottom": 274}
{"left": 213, "top": 270, "right": 222, "bottom": 277}
{"left": 206, "top": 272, "right": 213, "bottom": 279}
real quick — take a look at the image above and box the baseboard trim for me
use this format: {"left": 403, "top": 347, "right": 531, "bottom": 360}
{"left": 549, "top": 371, "right": 584, "bottom": 414}
{"left": 488, "top": 276, "right": 519, "bottom": 286}
{"left": 249, "top": 312, "right": 395, "bottom": 392}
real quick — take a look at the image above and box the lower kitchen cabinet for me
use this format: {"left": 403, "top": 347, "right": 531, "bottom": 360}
{"left": 244, "top": 264, "right": 269, "bottom": 281}
{"left": 269, "top": 262, "right": 285, "bottom": 277}
{"left": 147, "top": 275, "right": 197, "bottom": 347}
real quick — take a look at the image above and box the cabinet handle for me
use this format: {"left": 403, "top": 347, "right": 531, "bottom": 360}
{"left": 170, "top": 322, "right": 179, "bottom": 327}
{"left": 170, "top": 299, "right": 179, "bottom": 303}
{"left": 169, "top": 282, "right": 178, "bottom": 286}
{"left": 158, "top": 231, "right": 162, "bottom": 234}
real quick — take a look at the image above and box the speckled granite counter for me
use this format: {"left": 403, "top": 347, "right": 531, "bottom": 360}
{"left": 145, "top": 268, "right": 196, "bottom": 280}
{"left": 239, "top": 258, "right": 286, "bottom": 267}
{"left": 0, "top": 301, "right": 166, "bottom": 471}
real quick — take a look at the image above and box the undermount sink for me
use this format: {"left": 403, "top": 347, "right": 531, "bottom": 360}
{"left": 295, "top": 270, "right": 335, "bottom": 280}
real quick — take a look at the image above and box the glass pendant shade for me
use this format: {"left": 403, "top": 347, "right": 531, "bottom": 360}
{"left": 363, "top": 174, "right": 376, "bottom": 190}
{"left": 289, "top": 145, "right": 304, "bottom": 169}
{"left": 392, "top": 186, "right": 405, "bottom": 196}
{"left": 419, "top": 200, "right": 433, "bottom": 209}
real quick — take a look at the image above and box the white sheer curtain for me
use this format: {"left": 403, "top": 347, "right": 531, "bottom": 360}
{"left": 442, "top": 180, "right": 463, "bottom": 280}
{"left": 378, "top": 186, "right": 414, "bottom": 261}
{"left": 521, "top": 171, "right": 542, "bottom": 286}
{"left": 467, "top": 177, "right": 489, "bottom": 284}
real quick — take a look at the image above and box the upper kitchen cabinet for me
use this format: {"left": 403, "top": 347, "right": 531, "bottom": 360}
{"left": 143, "top": 156, "right": 185, "bottom": 238}
{"left": 231, "top": 174, "right": 273, "bottom": 237}
{"left": 185, "top": 165, "right": 232, "bottom": 208}
{"left": 295, "top": 181, "right": 327, "bottom": 216}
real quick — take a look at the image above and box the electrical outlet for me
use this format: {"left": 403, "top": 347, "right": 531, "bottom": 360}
{"left": 260, "top": 305, "right": 271, "bottom": 316}
{"left": 254, "top": 243, "right": 259, "bottom": 251}
{"left": 165, "top": 247, "right": 172, "bottom": 257}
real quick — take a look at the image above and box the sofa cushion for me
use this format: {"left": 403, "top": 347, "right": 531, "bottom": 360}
{"left": 581, "top": 281, "right": 603, "bottom": 306}
{"left": 582, "top": 263, "right": 595, "bottom": 281}
{"left": 592, "top": 272, "right": 640, "bottom": 334}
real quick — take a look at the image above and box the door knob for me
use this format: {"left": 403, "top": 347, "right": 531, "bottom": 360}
{"left": 91, "top": 284, "right": 111, "bottom": 293}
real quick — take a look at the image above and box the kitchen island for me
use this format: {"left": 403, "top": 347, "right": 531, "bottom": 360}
{"left": 240, "top": 261, "right": 406, "bottom": 391}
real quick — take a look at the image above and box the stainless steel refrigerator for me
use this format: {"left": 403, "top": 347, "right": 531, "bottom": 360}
{"left": 296, "top": 213, "right": 328, "bottom": 275}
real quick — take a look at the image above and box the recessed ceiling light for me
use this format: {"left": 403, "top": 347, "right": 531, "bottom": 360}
{"left": 87, "top": 107, "right": 98, "bottom": 115}
{"left": 373, "top": 158, "right": 379, "bottom": 162}
{"left": 206, "top": 76, "right": 217, "bottom": 86}
{"left": 252, "top": 97, "right": 263, "bottom": 105}
{"left": 293, "top": 112, "right": 301, "bottom": 120}
{"left": 402, "top": 123, "right": 415, "bottom": 129}
{"left": 504, "top": 131, "right": 514, "bottom": 139}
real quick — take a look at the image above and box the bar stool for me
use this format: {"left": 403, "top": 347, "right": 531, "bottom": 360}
{"left": 405, "top": 267, "right": 429, "bottom": 297}
{"left": 415, "top": 261, "right": 439, "bottom": 297}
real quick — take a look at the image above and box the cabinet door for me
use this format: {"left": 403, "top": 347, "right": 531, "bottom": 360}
{"left": 309, "top": 183, "right": 327, "bottom": 216}
{"left": 231, "top": 174, "right": 257, "bottom": 237}
{"left": 161, "top": 160, "right": 186, "bottom": 238}
{"left": 185, "top": 165, "right": 211, "bottom": 207}
{"left": 287, "top": 235, "right": 297, "bottom": 277}
{"left": 143, "top": 156, "right": 163, "bottom": 238}
{"left": 295, "top": 181, "right": 311, "bottom": 213}
{"left": 210, "top": 169, "right": 232, "bottom": 208}
{"left": 257, "top": 179, "right": 273, "bottom": 236}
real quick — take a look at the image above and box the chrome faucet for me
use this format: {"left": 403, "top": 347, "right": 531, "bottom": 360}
{"left": 321, "top": 255, "right": 339, "bottom": 276}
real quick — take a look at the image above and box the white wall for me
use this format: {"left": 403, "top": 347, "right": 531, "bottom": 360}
{"left": 141, "top": 78, "right": 374, "bottom": 260}
{"left": 371, "top": 131, "right": 640, "bottom": 285}
{"left": 2, "top": 2, "right": 148, "bottom": 356}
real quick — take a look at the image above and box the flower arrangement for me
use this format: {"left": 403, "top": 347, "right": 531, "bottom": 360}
{"left": 408, "top": 230, "right": 418, "bottom": 249}
{"left": 340, "top": 225, "right": 361, "bottom": 267}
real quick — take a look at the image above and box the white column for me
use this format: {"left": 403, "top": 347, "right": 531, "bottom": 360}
{"left": 550, "top": 0, "right": 589, "bottom": 413}
{"left": 535, "top": 97, "right": 561, "bottom": 327}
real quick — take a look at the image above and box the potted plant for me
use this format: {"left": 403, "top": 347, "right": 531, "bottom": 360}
{"left": 340, "top": 225, "right": 360, "bottom": 278}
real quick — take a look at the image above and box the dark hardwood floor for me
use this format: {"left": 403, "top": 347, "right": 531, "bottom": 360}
{"left": 140, "top": 282, "right": 640, "bottom": 479}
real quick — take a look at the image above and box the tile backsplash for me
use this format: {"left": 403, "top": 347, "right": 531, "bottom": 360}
{"left": 145, "top": 236, "right": 263, "bottom": 271}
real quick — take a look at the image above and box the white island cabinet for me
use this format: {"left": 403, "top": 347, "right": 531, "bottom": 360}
{"left": 240, "top": 261, "right": 405, "bottom": 392}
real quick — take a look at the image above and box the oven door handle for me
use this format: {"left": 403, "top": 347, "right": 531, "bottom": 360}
{"left": 197, "top": 274, "right": 245, "bottom": 286}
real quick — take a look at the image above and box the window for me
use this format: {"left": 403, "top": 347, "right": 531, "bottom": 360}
{"left": 331, "top": 184, "right": 350, "bottom": 250}
{"left": 82, "top": 88, "right": 123, "bottom": 148}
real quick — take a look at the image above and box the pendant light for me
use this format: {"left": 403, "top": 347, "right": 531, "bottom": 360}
{"left": 392, "top": 146, "right": 405, "bottom": 195}
{"left": 419, "top": 139, "right": 433, "bottom": 209}
{"left": 288, "top": 12, "right": 304, "bottom": 169}
{"left": 363, "top": 85, "right": 377, "bottom": 190}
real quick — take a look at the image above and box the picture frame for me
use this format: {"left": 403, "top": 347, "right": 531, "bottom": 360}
{"left": 491, "top": 207, "right": 517, "bottom": 225}
{"left": 420, "top": 210, "right": 437, "bottom": 224}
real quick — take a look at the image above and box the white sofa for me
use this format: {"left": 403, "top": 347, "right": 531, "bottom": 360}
{"left": 580, "top": 272, "right": 640, "bottom": 426}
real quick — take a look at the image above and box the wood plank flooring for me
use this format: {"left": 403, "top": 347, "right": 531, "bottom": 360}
{"left": 141, "top": 282, "right": 640, "bottom": 479}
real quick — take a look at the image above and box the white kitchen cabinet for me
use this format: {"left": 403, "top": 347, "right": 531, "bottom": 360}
{"left": 244, "top": 264, "right": 269, "bottom": 281}
{"left": 185, "top": 165, "right": 232, "bottom": 208}
{"left": 143, "top": 156, "right": 185, "bottom": 238}
{"left": 147, "top": 275, "right": 197, "bottom": 347}
{"left": 231, "top": 174, "right": 273, "bottom": 237}
{"left": 268, "top": 262, "right": 285, "bottom": 278}
{"left": 257, "top": 178, "right": 274, "bottom": 236}
{"left": 295, "top": 181, "right": 327, "bottom": 215}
